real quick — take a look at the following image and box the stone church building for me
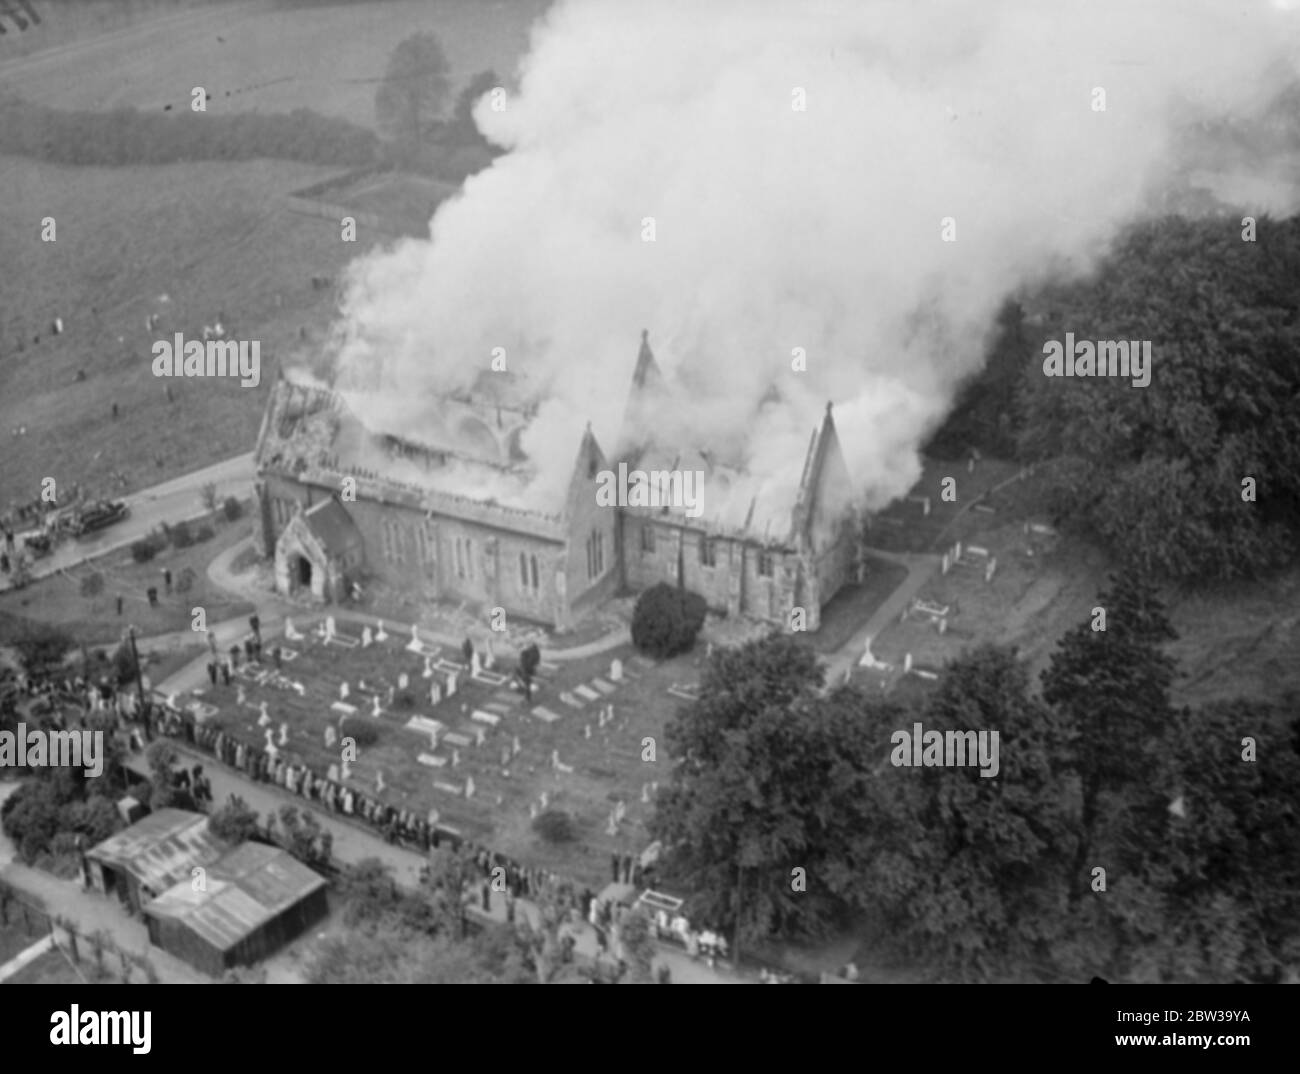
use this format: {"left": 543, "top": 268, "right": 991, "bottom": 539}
{"left": 252, "top": 333, "right": 860, "bottom": 633}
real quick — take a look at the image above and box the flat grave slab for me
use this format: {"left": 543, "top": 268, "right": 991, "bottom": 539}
{"left": 574, "top": 684, "right": 601, "bottom": 701}
{"left": 405, "top": 716, "right": 445, "bottom": 738}
{"left": 472, "top": 669, "right": 510, "bottom": 687}
{"left": 485, "top": 702, "right": 512, "bottom": 715}
{"left": 443, "top": 731, "right": 473, "bottom": 748}
{"left": 327, "top": 635, "right": 360, "bottom": 649}
{"left": 434, "top": 658, "right": 468, "bottom": 674}
{"left": 592, "top": 678, "right": 617, "bottom": 694}
{"left": 532, "top": 707, "right": 562, "bottom": 723}
{"left": 559, "top": 692, "right": 585, "bottom": 708}
{"left": 434, "top": 780, "right": 464, "bottom": 795}
{"left": 330, "top": 701, "right": 358, "bottom": 715}
{"left": 471, "top": 710, "right": 501, "bottom": 726}
{"left": 492, "top": 692, "right": 522, "bottom": 707}
{"left": 418, "top": 753, "right": 446, "bottom": 768}
{"left": 666, "top": 684, "right": 700, "bottom": 702}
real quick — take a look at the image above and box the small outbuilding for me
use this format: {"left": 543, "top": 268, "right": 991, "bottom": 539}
{"left": 85, "top": 808, "right": 226, "bottom": 915}
{"left": 142, "top": 841, "right": 329, "bottom": 977}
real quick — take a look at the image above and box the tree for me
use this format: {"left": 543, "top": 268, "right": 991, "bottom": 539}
{"left": 208, "top": 795, "right": 261, "bottom": 845}
{"left": 1095, "top": 700, "right": 1300, "bottom": 983}
{"left": 271, "top": 806, "right": 332, "bottom": 869}
{"left": 517, "top": 642, "right": 540, "bottom": 702}
{"left": 144, "top": 740, "right": 196, "bottom": 812}
{"left": 875, "top": 645, "right": 1075, "bottom": 981}
{"left": 631, "top": 583, "right": 707, "bottom": 659}
{"left": 200, "top": 482, "right": 218, "bottom": 511}
{"left": 1041, "top": 571, "right": 1178, "bottom": 908}
{"left": 651, "top": 634, "right": 883, "bottom": 944}
{"left": 375, "top": 33, "right": 451, "bottom": 146}
{"left": 618, "top": 905, "right": 657, "bottom": 983}
{"left": 13, "top": 624, "right": 74, "bottom": 679}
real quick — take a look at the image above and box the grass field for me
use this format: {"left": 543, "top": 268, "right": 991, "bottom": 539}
{"left": 188, "top": 621, "right": 699, "bottom": 889}
{"left": 0, "top": 0, "right": 550, "bottom": 124}
{"left": 2, "top": 946, "right": 84, "bottom": 985}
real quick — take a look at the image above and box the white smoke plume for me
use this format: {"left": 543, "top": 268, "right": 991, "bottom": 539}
{"left": 325, "top": 0, "right": 1300, "bottom": 521}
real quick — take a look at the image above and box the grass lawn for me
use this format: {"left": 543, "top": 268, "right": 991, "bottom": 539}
{"left": 0, "top": 512, "right": 255, "bottom": 647}
{"left": 0, "top": 918, "right": 47, "bottom": 966}
{"left": 185, "top": 623, "right": 700, "bottom": 889}
{"left": 796, "top": 556, "right": 909, "bottom": 655}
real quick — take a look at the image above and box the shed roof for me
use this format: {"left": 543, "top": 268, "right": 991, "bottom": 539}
{"left": 86, "top": 808, "right": 226, "bottom": 896}
{"left": 143, "top": 842, "right": 327, "bottom": 953}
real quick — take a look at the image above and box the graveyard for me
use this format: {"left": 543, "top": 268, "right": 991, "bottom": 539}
{"left": 184, "top": 616, "right": 688, "bottom": 890}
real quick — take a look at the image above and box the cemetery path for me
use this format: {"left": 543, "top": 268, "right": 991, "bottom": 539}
{"left": 823, "top": 548, "right": 942, "bottom": 686}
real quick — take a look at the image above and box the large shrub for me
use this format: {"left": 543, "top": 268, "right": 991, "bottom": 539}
{"left": 532, "top": 810, "right": 576, "bottom": 844}
{"left": 341, "top": 718, "right": 382, "bottom": 749}
{"left": 631, "top": 583, "right": 708, "bottom": 659}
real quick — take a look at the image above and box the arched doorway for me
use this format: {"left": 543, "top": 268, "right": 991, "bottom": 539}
{"left": 294, "top": 554, "right": 313, "bottom": 592}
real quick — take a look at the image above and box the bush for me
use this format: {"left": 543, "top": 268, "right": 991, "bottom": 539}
{"left": 223, "top": 496, "right": 243, "bottom": 522}
{"left": 631, "top": 583, "right": 708, "bottom": 659}
{"left": 13, "top": 624, "right": 75, "bottom": 677}
{"left": 175, "top": 566, "right": 196, "bottom": 594}
{"left": 111, "top": 641, "right": 138, "bottom": 686}
{"left": 393, "top": 691, "right": 415, "bottom": 711}
{"left": 532, "top": 810, "right": 576, "bottom": 844}
{"left": 169, "top": 520, "right": 193, "bottom": 549}
{"left": 194, "top": 523, "right": 215, "bottom": 543}
{"left": 341, "top": 718, "right": 382, "bottom": 749}
{"left": 79, "top": 572, "right": 105, "bottom": 600}
{"left": 130, "top": 537, "right": 158, "bottom": 563}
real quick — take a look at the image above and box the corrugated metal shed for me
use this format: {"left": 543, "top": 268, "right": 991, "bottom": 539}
{"left": 87, "top": 808, "right": 225, "bottom": 895}
{"left": 144, "top": 842, "right": 327, "bottom": 954}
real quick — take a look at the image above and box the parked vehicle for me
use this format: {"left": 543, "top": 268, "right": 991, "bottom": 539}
{"left": 71, "top": 499, "right": 129, "bottom": 537}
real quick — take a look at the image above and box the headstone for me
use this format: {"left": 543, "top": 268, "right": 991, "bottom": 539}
{"left": 501, "top": 745, "right": 511, "bottom": 767}
{"left": 278, "top": 721, "right": 288, "bottom": 746}
{"left": 465, "top": 776, "right": 475, "bottom": 799}
{"left": 376, "top": 620, "right": 388, "bottom": 641}
{"left": 423, "top": 655, "right": 434, "bottom": 678}
{"left": 609, "top": 658, "right": 623, "bottom": 682}
{"left": 446, "top": 672, "right": 458, "bottom": 697}
{"left": 641, "top": 782, "right": 650, "bottom": 804}
{"left": 339, "top": 681, "right": 349, "bottom": 701}
{"left": 529, "top": 802, "right": 538, "bottom": 820}
{"left": 551, "top": 749, "right": 561, "bottom": 769}
{"left": 614, "top": 800, "right": 626, "bottom": 824}
{"left": 471, "top": 651, "right": 482, "bottom": 677}
{"left": 361, "top": 626, "right": 373, "bottom": 648}
{"left": 539, "top": 791, "right": 549, "bottom": 810}
{"left": 584, "top": 724, "right": 591, "bottom": 739}
{"left": 474, "top": 725, "right": 486, "bottom": 748}
{"left": 431, "top": 681, "right": 443, "bottom": 706}
{"left": 328, "top": 763, "right": 339, "bottom": 781}
{"left": 904, "top": 652, "right": 913, "bottom": 674}
{"left": 258, "top": 701, "right": 271, "bottom": 727}
{"left": 264, "top": 728, "right": 278, "bottom": 760}
{"left": 237, "top": 685, "right": 247, "bottom": 705}
{"left": 284, "top": 617, "right": 303, "bottom": 641}
{"left": 372, "top": 695, "right": 382, "bottom": 718}
{"left": 398, "top": 672, "right": 409, "bottom": 691}
{"left": 985, "top": 557, "right": 997, "bottom": 583}
{"left": 512, "top": 735, "right": 521, "bottom": 756}
{"left": 325, "top": 615, "right": 337, "bottom": 639}
{"left": 324, "top": 726, "right": 337, "bottom": 748}
{"left": 341, "top": 758, "right": 352, "bottom": 781}
{"left": 451, "top": 749, "right": 460, "bottom": 768}
{"left": 941, "top": 553, "right": 951, "bottom": 575}
{"left": 376, "top": 771, "right": 385, "bottom": 794}
{"left": 606, "top": 812, "right": 618, "bottom": 837}
{"left": 484, "top": 640, "right": 495, "bottom": 670}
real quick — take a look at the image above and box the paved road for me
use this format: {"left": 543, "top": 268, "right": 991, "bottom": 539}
{"left": 2, "top": 452, "right": 253, "bottom": 592}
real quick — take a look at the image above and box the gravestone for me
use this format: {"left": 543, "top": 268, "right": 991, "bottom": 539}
{"left": 324, "top": 615, "right": 337, "bottom": 639}
{"left": 474, "top": 726, "right": 486, "bottom": 748}
{"left": 339, "top": 682, "right": 349, "bottom": 701}
{"left": 324, "top": 726, "right": 337, "bottom": 748}
{"left": 375, "top": 620, "right": 388, "bottom": 641}
{"left": 512, "top": 735, "right": 521, "bottom": 756}
{"left": 465, "top": 776, "right": 475, "bottom": 799}
{"left": 423, "top": 655, "right": 434, "bottom": 679}
{"left": 584, "top": 724, "right": 591, "bottom": 739}
{"left": 372, "top": 695, "right": 382, "bottom": 718}
{"left": 471, "top": 651, "right": 482, "bottom": 677}
{"left": 398, "top": 673, "right": 409, "bottom": 691}
{"left": 278, "top": 721, "right": 288, "bottom": 746}
{"left": 641, "top": 782, "right": 650, "bottom": 804}
{"left": 446, "top": 673, "right": 458, "bottom": 697}
{"left": 609, "top": 658, "right": 623, "bottom": 682}
{"left": 258, "top": 701, "right": 271, "bottom": 727}
{"left": 452, "top": 749, "right": 460, "bottom": 768}
{"left": 328, "top": 762, "right": 340, "bottom": 781}
{"left": 361, "top": 626, "right": 373, "bottom": 648}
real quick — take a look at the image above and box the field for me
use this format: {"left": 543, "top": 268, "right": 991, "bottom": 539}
{"left": 186, "top": 619, "right": 702, "bottom": 889}
{"left": 0, "top": 0, "right": 549, "bottom": 511}
{"left": 0, "top": 0, "right": 550, "bottom": 124}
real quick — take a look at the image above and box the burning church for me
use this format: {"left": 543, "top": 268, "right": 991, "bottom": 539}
{"left": 252, "top": 331, "right": 861, "bottom": 632}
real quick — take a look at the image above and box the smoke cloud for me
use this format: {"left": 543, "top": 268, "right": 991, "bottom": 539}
{"left": 325, "top": 0, "right": 1300, "bottom": 523}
